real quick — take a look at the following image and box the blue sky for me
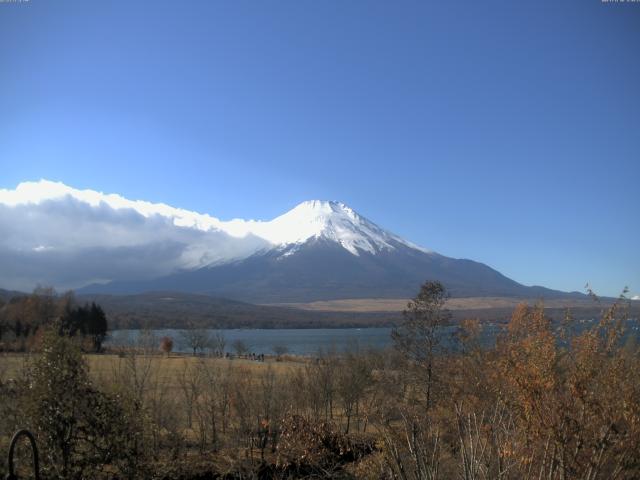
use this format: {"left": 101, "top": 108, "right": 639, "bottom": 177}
{"left": 0, "top": 0, "right": 638, "bottom": 296}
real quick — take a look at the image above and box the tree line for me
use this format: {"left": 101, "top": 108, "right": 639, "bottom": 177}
{"left": 0, "top": 287, "right": 108, "bottom": 352}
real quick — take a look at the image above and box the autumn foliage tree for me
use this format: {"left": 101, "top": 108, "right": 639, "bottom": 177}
{"left": 159, "top": 336, "right": 173, "bottom": 356}
{"left": 492, "top": 299, "right": 640, "bottom": 479}
{"left": 0, "top": 289, "right": 108, "bottom": 352}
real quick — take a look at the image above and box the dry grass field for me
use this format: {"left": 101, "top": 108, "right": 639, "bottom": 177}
{"left": 0, "top": 352, "right": 304, "bottom": 390}
{"left": 271, "top": 295, "right": 621, "bottom": 312}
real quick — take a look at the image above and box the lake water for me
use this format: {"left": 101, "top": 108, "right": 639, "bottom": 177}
{"left": 106, "top": 318, "right": 640, "bottom": 356}
{"left": 106, "top": 324, "right": 503, "bottom": 356}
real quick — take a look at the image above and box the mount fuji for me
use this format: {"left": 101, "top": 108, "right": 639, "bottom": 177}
{"left": 74, "top": 196, "right": 572, "bottom": 303}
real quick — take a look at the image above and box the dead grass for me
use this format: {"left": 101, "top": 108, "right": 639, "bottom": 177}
{"left": 0, "top": 352, "right": 305, "bottom": 390}
{"left": 269, "top": 296, "right": 607, "bottom": 312}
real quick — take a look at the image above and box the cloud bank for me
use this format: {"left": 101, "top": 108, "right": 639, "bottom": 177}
{"left": 0, "top": 180, "right": 270, "bottom": 291}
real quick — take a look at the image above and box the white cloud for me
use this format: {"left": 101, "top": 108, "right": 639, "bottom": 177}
{"left": 0, "top": 180, "right": 270, "bottom": 291}
{"left": 632, "top": 295, "right": 640, "bottom": 301}
{"left": 0, "top": 179, "right": 421, "bottom": 292}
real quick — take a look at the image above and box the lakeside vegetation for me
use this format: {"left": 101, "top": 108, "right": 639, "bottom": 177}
{"left": 0, "top": 283, "right": 639, "bottom": 479}
{"left": 0, "top": 287, "right": 108, "bottom": 353}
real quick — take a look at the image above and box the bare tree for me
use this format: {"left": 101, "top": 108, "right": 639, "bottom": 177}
{"left": 336, "top": 352, "right": 373, "bottom": 433}
{"left": 256, "top": 365, "right": 287, "bottom": 459}
{"left": 137, "top": 329, "right": 159, "bottom": 355}
{"left": 176, "top": 361, "right": 202, "bottom": 429}
{"left": 380, "top": 411, "right": 441, "bottom": 480}
{"left": 198, "top": 360, "right": 222, "bottom": 451}
{"left": 180, "top": 328, "right": 211, "bottom": 356}
{"left": 211, "top": 330, "right": 226, "bottom": 356}
{"left": 392, "top": 280, "right": 450, "bottom": 411}
{"left": 145, "top": 361, "right": 179, "bottom": 454}
{"left": 308, "top": 349, "right": 338, "bottom": 421}
{"left": 272, "top": 344, "right": 288, "bottom": 360}
{"left": 232, "top": 339, "right": 250, "bottom": 357}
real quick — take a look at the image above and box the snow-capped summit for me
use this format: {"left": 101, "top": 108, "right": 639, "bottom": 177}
{"left": 239, "top": 199, "right": 429, "bottom": 256}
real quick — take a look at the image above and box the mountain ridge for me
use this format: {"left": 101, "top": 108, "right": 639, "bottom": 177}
{"left": 80, "top": 236, "right": 582, "bottom": 303}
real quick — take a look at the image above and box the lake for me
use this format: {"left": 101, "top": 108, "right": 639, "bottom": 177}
{"left": 107, "top": 324, "right": 502, "bottom": 356}
{"left": 106, "top": 318, "right": 640, "bottom": 356}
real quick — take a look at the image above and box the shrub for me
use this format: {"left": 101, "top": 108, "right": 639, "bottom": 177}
{"left": 25, "top": 329, "right": 143, "bottom": 479}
